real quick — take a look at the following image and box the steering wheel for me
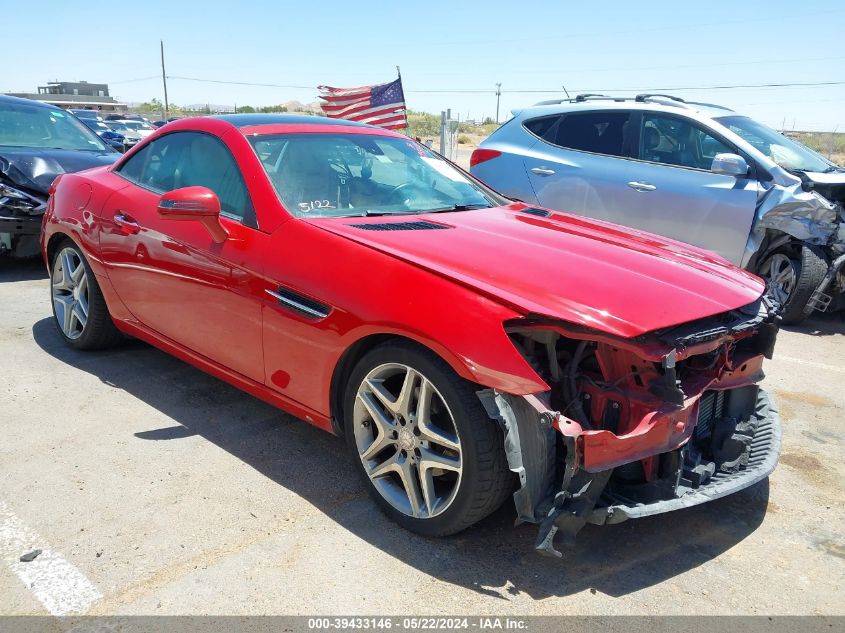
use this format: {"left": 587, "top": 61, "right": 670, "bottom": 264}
{"left": 388, "top": 182, "right": 414, "bottom": 202}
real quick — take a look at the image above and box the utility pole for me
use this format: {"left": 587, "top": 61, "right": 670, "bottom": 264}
{"left": 160, "top": 40, "right": 169, "bottom": 121}
{"left": 495, "top": 82, "right": 502, "bottom": 124}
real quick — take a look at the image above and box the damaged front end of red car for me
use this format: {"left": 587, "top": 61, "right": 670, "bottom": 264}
{"left": 478, "top": 296, "right": 782, "bottom": 557}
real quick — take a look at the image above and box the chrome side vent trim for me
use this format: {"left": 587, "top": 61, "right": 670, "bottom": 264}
{"left": 265, "top": 287, "right": 331, "bottom": 320}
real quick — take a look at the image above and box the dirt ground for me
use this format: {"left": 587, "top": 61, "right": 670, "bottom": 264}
{"left": 1, "top": 258, "right": 843, "bottom": 616}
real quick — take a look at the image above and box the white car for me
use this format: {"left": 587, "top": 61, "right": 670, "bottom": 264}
{"left": 109, "top": 119, "right": 156, "bottom": 139}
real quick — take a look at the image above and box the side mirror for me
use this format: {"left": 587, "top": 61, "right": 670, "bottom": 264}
{"left": 157, "top": 186, "right": 228, "bottom": 243}
{"left": 711, "top": 153, "right": 749, "bottom": 177}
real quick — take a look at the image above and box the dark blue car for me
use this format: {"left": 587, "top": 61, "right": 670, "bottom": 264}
{"left": 77, "top": 117, "right": 126, "bottom": 152}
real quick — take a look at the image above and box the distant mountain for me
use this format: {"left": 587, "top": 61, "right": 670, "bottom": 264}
{"left": 282, "top": 100, "right": 323, "bottom": 113}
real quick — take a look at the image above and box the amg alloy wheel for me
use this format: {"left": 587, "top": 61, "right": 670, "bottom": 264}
{"left": 50, "top": 239, "right": 123, "bottom": 350}
{"left": 52, "top": 246, "right": 89, "bottom": 340}
{"left": 344, "top": 341, "right": 513, "bottom": 537}
{"left": 353, "top": 362, "right": 463, "bottom": 519}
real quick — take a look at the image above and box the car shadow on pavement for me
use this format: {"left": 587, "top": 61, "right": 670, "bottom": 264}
{"left": 32, "top": 317, "right": 770, "bottom": 601}
{"left": 0, "top": 257, "right": 47, "bottom": 283}
{"left": 782, "top": 311, "right": 845, "bottom": 337}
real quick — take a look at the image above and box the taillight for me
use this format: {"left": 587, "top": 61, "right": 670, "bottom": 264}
{"left": 470, "top": 148, "right": 502, "bottom": 167}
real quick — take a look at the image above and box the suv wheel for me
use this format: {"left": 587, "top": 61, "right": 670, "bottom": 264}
{"left": 762, "top": 245, "right": 827, "bottom": 325}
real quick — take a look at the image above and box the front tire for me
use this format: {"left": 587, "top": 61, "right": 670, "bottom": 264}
{"left": 50, "top": 239, "right": 122, "bottom": 350}
{"left": 344, "top": 341, "right": 513, "bottom": 537}
{"left": 761, "top": 245, "right": 827, "bottom": 325}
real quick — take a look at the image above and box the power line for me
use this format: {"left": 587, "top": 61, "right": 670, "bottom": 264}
{"left": 507, "top": 80, "right": 845, "bottom": 93}
{"left": 162, "top": 75, "right": 845, "bottom": 95}
{"left": 428, "top": 55, "right": 845, "bottom": 77}
{"left": 169, "top": 75, "right": 314, "bottom": 90}
{"left": 108, "top": 75, "right": 160, "bottom": 84}
{"left": 121, "top": 54, "right": 845, "bottom": 83}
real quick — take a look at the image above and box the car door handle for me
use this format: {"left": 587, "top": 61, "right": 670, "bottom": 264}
{"left": 113, "top": 212, "right": 141, "bottom": 234}
{"left": 530, "top": 167, "right": 556, "bottom": 176}
{"left": 627, "top": 181, "right": 657, "bottom": 192}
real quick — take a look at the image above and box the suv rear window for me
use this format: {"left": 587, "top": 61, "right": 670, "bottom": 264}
{"left": 523, "top": 116, "right": 559, "bottom": 139}
{"left": 550, "top": 111, "right": 629, "bottom": 157}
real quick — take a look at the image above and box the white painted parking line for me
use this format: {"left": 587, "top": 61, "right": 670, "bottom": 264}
{"left": 776, "top": 355, "right": 845, "bottom": 374}
{"left": 0, "top": 500, "right": 101, "bottom": 615}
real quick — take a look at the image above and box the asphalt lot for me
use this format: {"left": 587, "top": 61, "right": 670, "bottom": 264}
{"left": 1, "top": 257, "right": 843, "bottom": 616}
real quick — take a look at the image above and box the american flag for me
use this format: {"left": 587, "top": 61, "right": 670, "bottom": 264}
{"left": 317, "top": 78, "right": 407, "bottom": 130}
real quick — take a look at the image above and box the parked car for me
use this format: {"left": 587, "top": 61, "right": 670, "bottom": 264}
{"left": 108, "top": 119, "right": 156, "bottom": 139}
{"left": 104, "top": 121, "right": 144, "bottom": 149}
{"left": 79, "top": 117, "right": 126, "bottom": 152}
{"left": 471, "top": 94, "right": 845, "bottom": 324}
{"left": 0, "top": 95, "right": 117, "bottom": 258}
{"left": 152, "top": 117, "right": 182, "bottom": 127}
{"left": 68, "top": 108, "right": 103, "bottom": 121}
{"left": 42, "top": 114, "right": 781, "bottom": 555}
{"left": 105, "top": 114, "right": 149, "bottom": 123}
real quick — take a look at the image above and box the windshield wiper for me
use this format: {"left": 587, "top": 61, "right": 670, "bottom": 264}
{"left": 360, "top": 209, "right": 420, "bottom": 217}
{"left": 355, "top": 204, "right": 492, "bottom": 217}
{"left": 424, "top": 204, "right": 492, "bottom": 213}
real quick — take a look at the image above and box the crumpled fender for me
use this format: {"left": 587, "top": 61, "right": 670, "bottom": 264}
{"left": 743, "top": 180, "right": 840, "bottom": 267}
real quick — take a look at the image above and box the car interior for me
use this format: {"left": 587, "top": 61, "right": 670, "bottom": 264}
{"left": 640, "top": 115, "right": 730, "bottom": 170}
{"left": 251, "top": 134, "right": 490, "bottom": 217}
{"left": 119, "top": 131, "right": 254, "bottom": 223}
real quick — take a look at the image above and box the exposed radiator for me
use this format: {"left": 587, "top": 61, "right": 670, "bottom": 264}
{"left": 695, "top": 389, "right": 725, "bottom": 443}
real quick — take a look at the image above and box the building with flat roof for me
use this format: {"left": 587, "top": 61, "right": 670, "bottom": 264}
{"left": 5, "top": 80, "right": 125, "bottom": 112}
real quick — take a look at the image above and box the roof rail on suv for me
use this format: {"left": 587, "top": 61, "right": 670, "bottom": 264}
{"left": 532, "top": 93, "right": 734, "bottom": 113}
{"left": 635, "top": 93, "right": 685, "bottom": 103}
{"left": 635, "top": 94, "right": 735, "bottom": 112}
{"left": 534, "top": 94, "right": 629, "bottom": 106}
{"left": 573, "top": 93, "right": 618, "bottom": 102}
{"left": 635, "top": 94, "right": 706, "bottom": 111}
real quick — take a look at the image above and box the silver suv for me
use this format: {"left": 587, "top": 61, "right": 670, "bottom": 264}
{"left": 471, "top": 94, "right": 845, "bottom": 324}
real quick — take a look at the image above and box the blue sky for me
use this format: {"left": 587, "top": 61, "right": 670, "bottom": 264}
{"left": 3, "top": 0, "right": 844, "bottom": 130}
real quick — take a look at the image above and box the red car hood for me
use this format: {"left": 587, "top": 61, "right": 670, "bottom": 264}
{"left": 307, "top": 206, "right": 765, "bottom": 338}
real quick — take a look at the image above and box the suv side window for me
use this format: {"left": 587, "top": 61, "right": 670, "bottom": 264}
{"left": 549, "top": 111, "right": 630, "bottom": 157}
{"left": 639, "top": 114, "right": 733, "bottom": 171}
{"left": 117, "top": 131, "right": 256, "bottom": 226}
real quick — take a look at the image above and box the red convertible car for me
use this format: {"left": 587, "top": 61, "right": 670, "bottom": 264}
{"left": 42, "top": 114, "right": 781, "bottom": 556}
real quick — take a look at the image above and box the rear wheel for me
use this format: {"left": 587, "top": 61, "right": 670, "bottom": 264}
{"left": 344, "top": 341, "right": 513, "bottom": 537}
{"left": 761, "top": 245, "right": 827, "bottom": 325}
{"left": 50, "top": 240, "right": 122, "bottom": 350}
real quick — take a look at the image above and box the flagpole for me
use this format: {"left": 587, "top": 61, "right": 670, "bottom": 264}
{"left": 396, "top": 65, "right": 410, "bottom": 137}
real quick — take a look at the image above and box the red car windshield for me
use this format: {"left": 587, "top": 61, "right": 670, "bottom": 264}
{"left": 249, "top": 133, "right": 497, "bottom": 217}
